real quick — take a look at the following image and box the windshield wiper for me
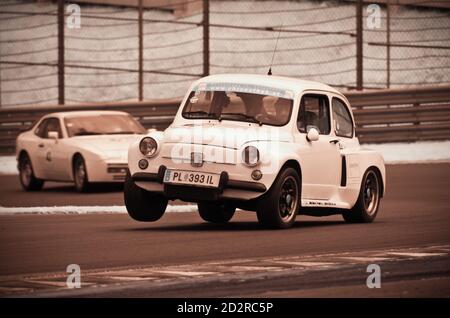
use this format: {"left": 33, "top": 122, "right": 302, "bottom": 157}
{"left": 219, "top": 113, "right": 263, "bottom": 126}
{"left": 183, "top": 111, "right": 217, "bottom": 119}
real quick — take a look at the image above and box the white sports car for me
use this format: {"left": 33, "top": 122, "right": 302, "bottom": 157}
{"left": 125, "top": 74, "right": 386, "bottom": 229}
{"left": 16, "top": 110, "right": 147, "bottom": 192}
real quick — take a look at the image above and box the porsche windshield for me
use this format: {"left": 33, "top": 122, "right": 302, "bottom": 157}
{"left": 182, "top": 89, "right": 294, "bottom": 126}
{"left": 65, "top": 114, "right": 146, "bottom": 137}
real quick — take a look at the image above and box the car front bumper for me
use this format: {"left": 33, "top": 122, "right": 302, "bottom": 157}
{"left": 86, "top": 161, "right": 128, "bottom": 183}
{"left": 131, "top": 165, "right": 266, "bottom": 202}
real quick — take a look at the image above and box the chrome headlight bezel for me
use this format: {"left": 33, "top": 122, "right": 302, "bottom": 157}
{"left": 139, "top": 137, "right": 158, "bottom": 158}
{"left": 242, "top": 145, "right": 260, "bottom": 167}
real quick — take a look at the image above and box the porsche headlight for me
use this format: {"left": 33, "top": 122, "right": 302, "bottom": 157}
{"left": 139, "top": 137, "right": 158, "bottom": 157}
{"left": 242, "top": 145, "right": 260, "bottom": 167}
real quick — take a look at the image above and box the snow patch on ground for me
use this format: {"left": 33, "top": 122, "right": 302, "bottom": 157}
{"left": 362, "top": 140, "right": 450, "bottom": 164}
{"left": 0, "top": 205, "right": 198, "bottom": 215}
{"left": 0, "top": 156, "right": 17, "bottom": 175}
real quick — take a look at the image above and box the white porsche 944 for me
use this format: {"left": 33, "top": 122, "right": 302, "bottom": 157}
{"left": 16, "top": 110, "right": 147, "bottom": 192}
{"left": 126, "top": 74, "right": 386, "bottom": 229}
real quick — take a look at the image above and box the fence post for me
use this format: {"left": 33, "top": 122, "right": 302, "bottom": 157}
{"left": 202, "top": 0, "right": 210, "bottom": 77}
{"left": 138, "top": 0, "right": 143, "bottom": 101}
{"left": 386, "top": 0, "right": 391, "bottom": 89}
{"left": 57, "top": 0, "right": 65, "bottom": 105}
{"left": 356, "top": 0, "right": 363, "bottom": 90}
{"left": 0, "top": 55, "right": 2, "bottom": 107}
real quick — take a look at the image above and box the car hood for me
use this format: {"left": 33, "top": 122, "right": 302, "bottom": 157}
{"left": 164, "top": 121, "right": 292, "bottom": 149}
{"left": 69, "top": 134, "right": 143, "bottom": 160}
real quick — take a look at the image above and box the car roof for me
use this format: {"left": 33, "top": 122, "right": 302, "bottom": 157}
{"left": 45, "top": 110, "right": 129, "bottom": 119}
{"left": 192, "top": 74, "right": 343, "bottom": 96}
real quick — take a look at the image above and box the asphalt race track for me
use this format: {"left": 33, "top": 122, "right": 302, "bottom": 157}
{"left": 0, "top": 163, "right": 449, "bottom": 297}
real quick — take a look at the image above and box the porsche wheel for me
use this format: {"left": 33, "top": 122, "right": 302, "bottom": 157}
{"left": 124, "top": 170, "right": 168, "bottom": 222}
{"left": 18, "top": 153, "right": 44, "bottom": 191}
{"left": 256, "top": 167, "right": 300, "bottom": 229}
{"left": 73, "top": 155, "right": 91, "bottom": 193}
{"left": 197, "top": 201, "right": 235, "bottom": 223}
{"left": 343, "top": 169, "right": 381, "bottom": 223}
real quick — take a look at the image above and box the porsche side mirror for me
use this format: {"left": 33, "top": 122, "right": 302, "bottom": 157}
{"left": 48, "top": 131, "right": 59, "bottom": 142}
{"left": 306, "top": 127, "right": 319, "bottom": 142}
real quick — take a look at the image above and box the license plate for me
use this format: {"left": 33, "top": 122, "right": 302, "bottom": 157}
{"left": 163, "top": 169, "right": 220, "bottom": 188}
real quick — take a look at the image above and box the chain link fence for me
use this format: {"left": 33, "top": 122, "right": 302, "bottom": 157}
{"left": 1, "top": 0, "right": 449, "bottom": 108}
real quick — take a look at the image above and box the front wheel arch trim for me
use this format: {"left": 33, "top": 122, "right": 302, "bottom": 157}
{"left": 263, "top": 159, "right": 302, "bottom": 201}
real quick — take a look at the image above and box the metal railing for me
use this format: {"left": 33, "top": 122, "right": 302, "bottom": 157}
{"left": 347, "top": 85, "right": 450, "bottom": 143}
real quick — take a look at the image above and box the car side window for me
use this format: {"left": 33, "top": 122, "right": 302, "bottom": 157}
{"left": 297, "top": 94, "right": 330, "bottom": 135}
{"left": 40, "top": 118, "right": 62, "bottom": 139}
{"left": 332, "top": 98, "right": 354, "bottom": 138}
{"left": 34, "top": 119, "right": 49, "bottom": 138}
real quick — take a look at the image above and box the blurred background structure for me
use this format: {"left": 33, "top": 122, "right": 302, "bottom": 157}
{"left": 1, "top": 0, "right": 449, "bottom": 107}
{"left": 0, "top": 0, "right": 449, "bottom": 153}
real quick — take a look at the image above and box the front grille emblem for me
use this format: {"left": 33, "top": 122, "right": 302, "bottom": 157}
{"left": 191, "top": 152, "right": 203, "bottom": 167}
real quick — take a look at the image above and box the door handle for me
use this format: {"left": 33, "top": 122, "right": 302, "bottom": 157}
{"left": 329, "top": 139, "right": 340, "bottom": 144}
{"left": 38, "top": 143, "right": 44, "bottom": 148}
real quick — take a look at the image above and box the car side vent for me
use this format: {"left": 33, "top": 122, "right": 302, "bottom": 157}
{"left": 341, "top": 155, "right": 347, "bottom": 187}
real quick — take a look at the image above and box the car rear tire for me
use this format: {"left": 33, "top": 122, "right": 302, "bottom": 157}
{"left": 256, "top": 167, "right": 300, "bottom": 229}
{"left": 197, "top": 201, "right": 236, "bottom": 223}
{"left": 124, "top": 170, "right": 168, "bottom": 222}
{"left": 18, "top": 153, "right": 44, "bottom": 191}
{"left": 343, "top": 169, "right": 381, "bottom": 223}
{"left": 73, "top": 155, "right": 91, "bottom": 193}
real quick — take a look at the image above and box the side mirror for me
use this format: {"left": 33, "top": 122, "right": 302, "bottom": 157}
{"left": 306, "top": 127, "right": 319, "bottom": 142}
{"left": 48, "top": 131, "right": 59, "bottom": 141}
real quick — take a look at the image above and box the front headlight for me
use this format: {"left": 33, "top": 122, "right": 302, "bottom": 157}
{"left": 242, "top": 145, "right": 260, "bottom": 167}
{"left": 139, "top": 137, "right": 158, "bottom": 157}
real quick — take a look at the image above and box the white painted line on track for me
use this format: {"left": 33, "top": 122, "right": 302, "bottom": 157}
{"left": 152, "top": 270, "right": 216, "bottom": 277}
{"left": 0, "top": 205, "right": 198, "bottom": 215}
{"left": 272, "top": 261, "right": 336, "bottom": 267}
{"left": 386, "top": 252, "right": 447, "bottom": 258}
{"left": 339, "top": 256, "right": 392, "bottom": 262}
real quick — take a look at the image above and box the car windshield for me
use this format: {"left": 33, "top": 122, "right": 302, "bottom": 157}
{"left": 65, "top": 114, "right": 146, "bottom": 137}
{"left": 182, "top": 86, "right": 293, "bottom": 126}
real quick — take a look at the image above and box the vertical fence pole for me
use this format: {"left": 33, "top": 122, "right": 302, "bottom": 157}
{"left": 356, "top": 0, "right": 363, "bottom": 90}
{"left": 57, "top": 0, "right": 65, "bottom": 105}
{"left": 138, "top": 0, "right": 143, "bottom": 101}
{"left": 386, "top": 0, "right": 391, "bottom": 89}
{"left": 0, "top": 56, "right": 2, "bottom": 107}
{"left": 202, "top": 0, "right": 210, "bottom": 77}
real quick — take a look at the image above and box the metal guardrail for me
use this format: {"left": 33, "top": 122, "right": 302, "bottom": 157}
{"left": 346, "top": 85, "right": 450, "bottom": 143}
{"left": 0, "top": 85, "right": 449, "bottom": 154}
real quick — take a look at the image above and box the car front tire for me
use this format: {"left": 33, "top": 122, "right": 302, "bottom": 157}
{"left": 197, "top": 201, "right": 236, "bottom": 224}
{"left": 124, "top": 170, "right": 168, "bottom": 222}
{"left": 343, "top": 169, "right": 381, "bottom": 223}
{"left": 256, "top": 167, "right": 300, "bottom": 229}
{"left": 73, "top": 155, "right": 91, "bottom": 193}
{"left": 18, "top": 152, "right": 44, "bottom": 191}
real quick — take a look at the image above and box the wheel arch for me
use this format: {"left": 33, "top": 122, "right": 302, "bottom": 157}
{"left": 280, "top": 159, "right": 302, "bottom": 181}
{"left": 71, "top": 152, "right": 84, "bottom": 180}
{"left": 18, "top": 149, "right": 29, "bottom": 160}
{"left": 272, "top": 159, "right": 303, "bottom": 201}
{"left": 17, "top": 149, "right": 41, "bottom": 178}
{"left": 367, "top": 165, "right": 384, "bottom": 198}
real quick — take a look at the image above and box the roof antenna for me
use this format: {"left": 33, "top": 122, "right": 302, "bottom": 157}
{"left": 268, "top": 23, "right": 283, "bottom": 76}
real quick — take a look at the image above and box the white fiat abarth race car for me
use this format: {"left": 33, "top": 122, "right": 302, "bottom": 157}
{"left": 125, "top": 74, "right": 385, "bottom": 229}
{"left": 16, "top": 110, "right": 147, "bottom": 192}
